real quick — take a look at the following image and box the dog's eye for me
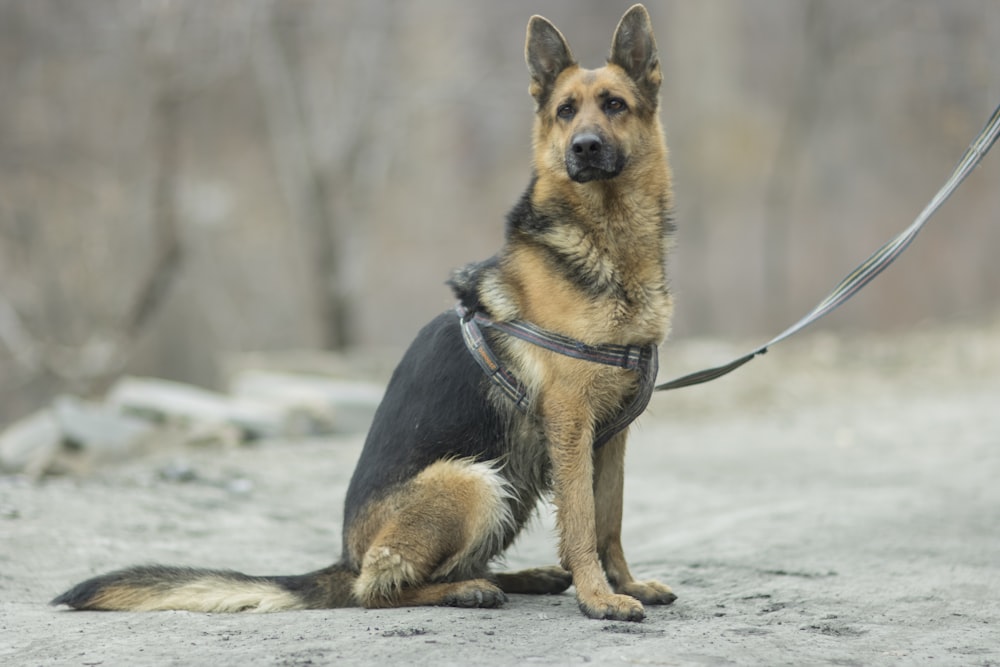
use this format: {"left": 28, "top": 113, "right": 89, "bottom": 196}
{"left": 605, "top": 98, "right": 627, "bottom": 113}
{"left": 556, "top": 104, "right": 575, "bottom": 119}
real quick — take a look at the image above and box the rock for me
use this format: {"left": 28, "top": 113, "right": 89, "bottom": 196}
{"left": 228, "top": 370, "right": 384, "bottom": 435}
{"left": 157, "top": 459, "right": 199, "bottom": 483}
{"left": 53, "top": 396, "right": 156, "bottom": 456}
{"left": 106, "top": 376, "right": 287, "bottom": 440}
{"left": 0, "top": 408, "right": 61, "bottom": 476}
{"left": 0, "top": 397, "right": 160, "bottom": 477}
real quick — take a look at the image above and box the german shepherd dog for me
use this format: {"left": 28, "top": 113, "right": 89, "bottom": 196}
{"left": 53, "top": 4, "right": 675, "bottom": 622}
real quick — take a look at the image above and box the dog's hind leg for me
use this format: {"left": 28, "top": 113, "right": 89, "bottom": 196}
{"left": 594, "top": 432, "right": 676, "bottom": 606}
{"left": 351, "top": 459, "right": 514, "bottom": 609}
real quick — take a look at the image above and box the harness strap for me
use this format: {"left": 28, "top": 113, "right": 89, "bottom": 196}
{"left": 593, "top": 344, "right": 658, "bottom": 449}
{"left": 456, "top": 303, "right": 658, "bottom": 448}
{"left": 458, "top": 304, "right": 530, "bottom": 410}
{"left": 471, "top": 310, "right": 648, "bottom": 371}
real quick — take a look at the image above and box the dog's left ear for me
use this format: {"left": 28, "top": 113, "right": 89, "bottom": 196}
{"left": 609, "top": 4, "right": 661, "bottom": 100}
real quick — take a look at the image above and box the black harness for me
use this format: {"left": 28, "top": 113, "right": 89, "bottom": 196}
{"left": 456, "top": 303, "right": 658, "bottom": 450}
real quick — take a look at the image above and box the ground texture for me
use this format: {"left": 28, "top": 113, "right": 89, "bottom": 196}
{"left": 3, "top": 315, "right": 999, "bottom": 666}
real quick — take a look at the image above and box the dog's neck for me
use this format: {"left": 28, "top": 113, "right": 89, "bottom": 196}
{"left": 492, "top": 172, "right": 672, "bottom": 346}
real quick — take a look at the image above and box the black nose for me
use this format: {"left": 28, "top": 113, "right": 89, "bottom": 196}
{"left": 571, "top": 133, "right": 603, "bottom": 155}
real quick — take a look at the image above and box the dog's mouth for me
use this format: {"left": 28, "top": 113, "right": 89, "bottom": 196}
{"left": 567, "top": 164, "right": 623, "bottom": 183}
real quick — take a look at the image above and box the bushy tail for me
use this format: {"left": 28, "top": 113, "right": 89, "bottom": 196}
{"left": 51, "top": 563, "right": 357, "bottom": 612}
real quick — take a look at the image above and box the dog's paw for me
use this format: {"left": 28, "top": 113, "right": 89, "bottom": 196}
{"left": 442, "top": 580, "right": 507, "bottom": 608}
{"left": 617, "top": 579, "right": 677, "bottom": 606}
{"left": 578, "top": 592, "right": 646, "bottom": 622}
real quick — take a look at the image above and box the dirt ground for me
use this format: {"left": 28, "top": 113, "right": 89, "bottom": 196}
{"left": 2, "top": 313, "right": 999, "bottom": 666}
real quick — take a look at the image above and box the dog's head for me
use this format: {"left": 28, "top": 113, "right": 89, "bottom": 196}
{"left": 526, "top": 4, "right": 662, "bottom": 184}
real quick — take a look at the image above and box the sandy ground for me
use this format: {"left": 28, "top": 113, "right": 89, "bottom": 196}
{"left": 2, "top": 314, "right": 999, "bottom": 666}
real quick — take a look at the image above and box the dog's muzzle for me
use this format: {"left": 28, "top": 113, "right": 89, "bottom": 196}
{"left": 565, "top": 131, "right": 625, "bottom": 183}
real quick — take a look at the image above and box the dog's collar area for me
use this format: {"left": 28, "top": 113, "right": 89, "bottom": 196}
{"left": 455, "top": 302, "right": 658, "bottom": 449}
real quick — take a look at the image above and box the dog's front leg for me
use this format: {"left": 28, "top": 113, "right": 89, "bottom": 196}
{"left": 594, "top": 432, "right": 677, "bottom": 606}
{"left": 545, "top": 400, "right": 646, "bottom": 622}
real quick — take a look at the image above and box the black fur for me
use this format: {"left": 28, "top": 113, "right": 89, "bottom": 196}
{"left": 340, "top": 304, "right": 549, "bottom": 565}
{"left": 342, "top": 313, "right": 503, "bottom": 533}
{"left": 448, "top": 256, "right": 501, "bottom": 315}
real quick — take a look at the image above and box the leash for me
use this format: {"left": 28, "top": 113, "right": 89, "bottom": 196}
{"left": 655, "top": 101, "right": 1000, "bottom": 392}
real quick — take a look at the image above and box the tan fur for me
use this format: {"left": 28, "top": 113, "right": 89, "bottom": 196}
{"left": 92, "top": 579, "right": 308, "bottom": 613}
{"left": 471, "top": 4, "right": 676, "bottom": 620}
{"left": 351, "top": 459, "right": 515, "bottom": 608}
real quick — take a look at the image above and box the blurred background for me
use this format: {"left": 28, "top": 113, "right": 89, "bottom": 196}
{"left": 1, "top": 0, "right": 998, "bottom": 425}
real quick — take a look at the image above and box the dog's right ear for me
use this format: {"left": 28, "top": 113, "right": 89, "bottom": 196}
{"left": 609, "top": 4, "right": 661, "bottom": 102}
{"left": 525, "top": 15, "right": 575, "bottom": 107}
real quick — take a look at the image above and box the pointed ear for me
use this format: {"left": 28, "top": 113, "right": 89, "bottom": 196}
{"left": 609, "top": 4, "right": 661, "bottom": 99}
{"left": 525, "top": 15, "right": 576, "bottom": 106}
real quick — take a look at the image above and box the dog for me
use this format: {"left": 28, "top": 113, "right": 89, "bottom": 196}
{"left": 53, "top": 4, "right": 676, "bottom": 622}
